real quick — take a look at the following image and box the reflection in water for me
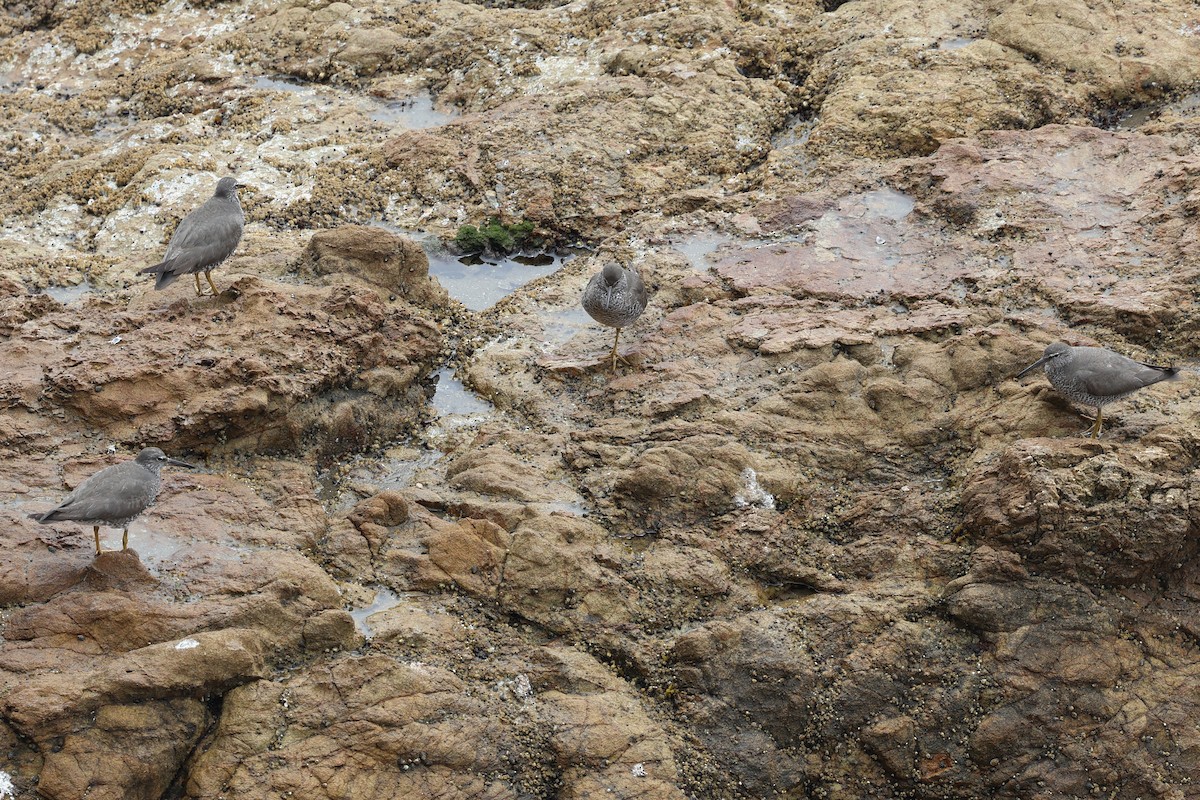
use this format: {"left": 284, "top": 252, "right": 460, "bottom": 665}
{"left": 861, "top": 187, "right": 915, "bottom": 220}
{"left": 317, "top": 447, "right": 446, "bottom": 513}
{"left": 425, "top": 247, "right": 574, "bottom": 311}
{"left": 252, "top": 75, "right": 311, "bottom": 93}
{"left": 1114, "top": 92, "right": 1200, "bottom": 131}
{"left": 538, "top": 305, "right": 593, "bottom": 346}
{"left": 431, "top": 367, "right": 493, "bottom": 418}
{"left": 253, "top": 79, "right": 457, "bottom": 131}
{"left": 938, "top": 37, "right": 977, "bottom": 50}
{"left": 123, "top": 523, "right": 188, "bottom": 564}
{"left": 367, "top": 222, "right": 577, "bottom": 311}
{"left": 771, "top": 114, "right": 819, "bottom": 149}
{"left": 541, "top": 499, "right": 588, "bottom": 517}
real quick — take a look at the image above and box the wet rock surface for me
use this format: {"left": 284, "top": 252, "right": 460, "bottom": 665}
{"left": 2, "top": 1, "right": 1200, "bottom": 799}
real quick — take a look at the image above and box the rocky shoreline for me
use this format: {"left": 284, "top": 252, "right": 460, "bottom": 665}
{"left": 2, "top": 0, "right": 1200, "bottom": 798}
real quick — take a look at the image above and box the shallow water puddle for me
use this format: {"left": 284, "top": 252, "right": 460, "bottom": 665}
{"left": 1114, "top": 91, "right": 1200, "bottom": 130}
{"left": 938, "top": 37, "right": 977, "bottom": 50}
{"left": 860, "top": 187, "right": 915, "bottom": 220}
{"left": 43, "top": 280, "right": 94, "bottom": 304}
{"left": 540, "top": 499, "right": 589, "bottom": 517}
{"left": 123, "top": 522, "right": 190, "bottom": 570}
{"left": 771, "top": 114, "right": 819, "bottom": 149}
{"left": 350, "top": 586, "right": 403, "bottom": 639}
{"left": 425, "top": 247, "right": 574, "bottom": 311}
{"left": 538, "top": 305, "right": 593, "bottom": 347}
{"left": 368, "top": 91, "right": 458, "bottom": 128}
{"left": 710, "top": 185, "right": 927, "bottom": 297}
{"left": 363, "top": 447, "right": 445, "bottom": 487}
{"left": 252, "top": 75, "right": 311, "bottom": 94}
{"left": 122, "top": 520, "right": 246, "bottom": 582}
{"left": 431, "top": 367, "right": 493, "bottom": 420}
{"left": 313, "top": 364, "right": 495, "bottom": 512}
{"left": 254, "top": 79, "right": 456, "bottom": 131}
{"left": 811, "top": 187, "right": 915, "bottom": 265}
{"left": 316, "top": 446, "right": 445, "bottom": 513}
{"left": 672, "top": 231, "right": 733, "bottom": 271}
{"left": 369, "top": 223, "right": 576, "bottom": 310}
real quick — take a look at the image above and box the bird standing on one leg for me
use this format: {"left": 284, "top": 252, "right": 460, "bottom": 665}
{"left": 1015, "top": 341, "right": 1181, "bottom": 438}
{"left": 581, "top": 262, "right": 648, "bottom": 372}
{"left": 29, "top": 447, "right": 195, "bottom": 555}
{"left": 140, "top": 177, "right": 245, "bottom": 296}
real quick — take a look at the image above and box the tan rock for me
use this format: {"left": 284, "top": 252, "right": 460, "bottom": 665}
{"left": 990, "top": 0, "right": 1200, "bottom": 99}
{"left": 861, "top": 714, "right": 917, "bottom": 779}
{"left": 3, "top": 628, "right": 269, "bottom": 740}
{"left": 4, "top": 0, "right": 1200, "bottom": 798}
{"left": 338, "top": 28, "right": 405, "bottom": 75}
{"left": 302, "top": 224, "right": 448, "bottom": 307}
{"left": 38, "top": 698, "right": 208, "bottom": 800}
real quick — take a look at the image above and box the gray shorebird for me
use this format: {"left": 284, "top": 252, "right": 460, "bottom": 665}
{"left": 29, "top": 447, "right": 194, "bottom": 554}
{"left": 581, "top": 262, "right": 648, "bottom": 372}
{"left": 140, "top": 177, "right": 245, "bottom": 296}
{"left": 1016, "top": 342, "right": 1180, "bottom": 438}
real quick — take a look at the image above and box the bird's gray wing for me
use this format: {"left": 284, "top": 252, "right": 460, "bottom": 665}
{"left": 583, "top": 271, "right": 604, "bottom": 294}
{"left": 40, "top": 464, "right": 149, "bottom": 522}
{"left": 1078, "top": 357, "right": 1177, "bottom": 396}
{"left": 629, "top": 269, "right": 648, "bottom": 309}
{"left": 166, "top": 199, "right": 242, "bottom": 252}
{"left": 164, "top": 212, "right": 243, "bottom": 270}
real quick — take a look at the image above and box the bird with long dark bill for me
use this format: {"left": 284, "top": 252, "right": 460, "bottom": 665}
{"left": 1016, "top": 342, "right": 1180, "bottom": 438}
{"left": 29, "top": 447, "right": 194, "bottom": 554}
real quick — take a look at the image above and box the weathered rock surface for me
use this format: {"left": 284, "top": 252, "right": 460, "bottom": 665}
{"left": 0, "top": 274, "right": 441, "bottom": 457}
{"left": 2, "top": 1, "right": 1200, "bottom": 799}
{"left": 302, "top": 224, "right": 450, "bottom": 307}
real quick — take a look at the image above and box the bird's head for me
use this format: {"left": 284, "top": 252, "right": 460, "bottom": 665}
{"left": 1016, "top": 341, "right": 1070, "bottom": 379}
{"left": 215, "top": 177, "right": 242, "bottom": 198}
{"left": 601, "top": 262, "right": 623, "bottom": 288}
{"left": 135, "top": 447, "right": 195, "bottom": 471}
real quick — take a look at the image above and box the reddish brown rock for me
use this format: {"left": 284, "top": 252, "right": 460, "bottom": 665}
{"left": 0, "top": 277, "right": 441, "bottom": 457}
{"left": 963, "top": 437, "right": 1199, "bottom": 586}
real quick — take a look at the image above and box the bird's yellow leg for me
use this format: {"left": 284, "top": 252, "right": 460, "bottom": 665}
{"left": 93, "top": 526, "right": 101, "bottom": 555}
{"left": 605, "top": 328, "right": 635, "bottom": 372}
{"left": 1090, "top": 408, "right": 1103, "bottom": 439}
{"left": 122, "top": 528, "right": 129, "bottom": 551}
{"left": 204, "top": 270, "right": 220, "bottom": 296}
{"left": 193, "top": 273, "right": 203, "bottom": 296}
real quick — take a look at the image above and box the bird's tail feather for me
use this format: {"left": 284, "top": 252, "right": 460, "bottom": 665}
{"left": 139, "top": 259, "right": 179, "bottom": 290}
{"left": 139, "top": 259, "right": 170, "bottom": 276}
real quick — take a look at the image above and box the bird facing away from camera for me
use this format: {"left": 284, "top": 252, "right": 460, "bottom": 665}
{"left": 140, "top": 177, "right": 245, "bottom": 296}
{"left": 581, "top": 262, "right": 648, "bottom": 372}
{"left": 29, "top": 447, "right": 195, "bottom": 554}
{"left": 1016, "top": 342, "right": 1180, "bottom": 438}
